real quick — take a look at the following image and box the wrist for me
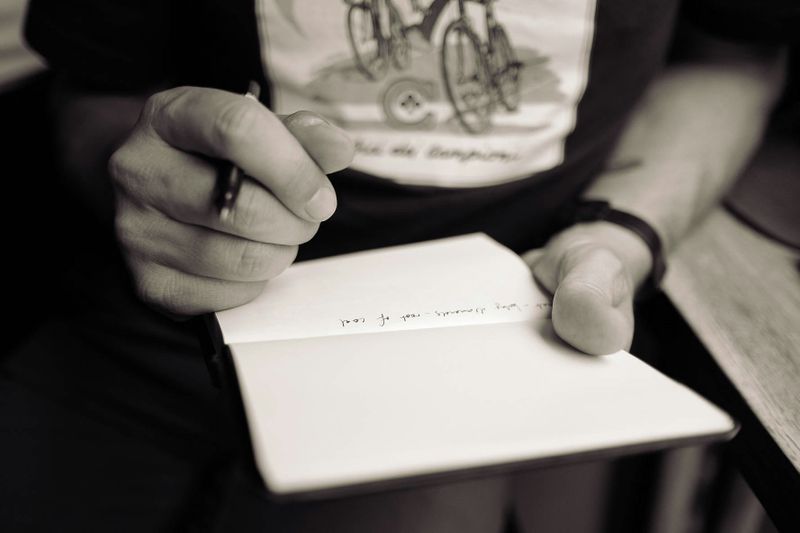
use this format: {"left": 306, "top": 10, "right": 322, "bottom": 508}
{"left": 566, "top": 199, "right": 668, "bottom": 297}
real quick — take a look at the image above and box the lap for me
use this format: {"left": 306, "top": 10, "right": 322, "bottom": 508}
{"left": 1, "top": 312, "right": 512, "bottom": 533}
{"left": 0, "top": 243, "right": 604, "bottom": 532}
{"left": 1, "top": 373, "right": 511, "bottom": 533}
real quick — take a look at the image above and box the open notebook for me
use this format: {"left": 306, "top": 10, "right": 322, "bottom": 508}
{"left": 214, "top": 234, "right": 734, "bottom": 499}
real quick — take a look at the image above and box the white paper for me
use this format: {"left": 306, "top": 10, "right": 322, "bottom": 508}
{"left": 231, "top": 321, "right": 735, "bottom": 494}
{"left": 216, "top": 234, "right": 552, "bottom": 344}
{"left": 217, "top": 233, "right": 734, "bottom": 496}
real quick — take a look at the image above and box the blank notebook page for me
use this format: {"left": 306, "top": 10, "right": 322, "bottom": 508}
{"left": 217, "top": 234, "right": 735, "bottom": 495}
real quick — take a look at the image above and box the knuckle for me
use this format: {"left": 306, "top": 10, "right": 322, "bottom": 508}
{"left": 227, "top": 184, "right": 261, "bottom": 231}
{"left": 107, "top": 141, "right": 158, "bottom": 201}
{"left": 143, "top": 87, "right": 190, "bottom": 119}
{"left": 227, "top": 185, "right": 319, "bottom": 245}
{"left": 284, "top": 155, "right": 318, "bottom": 198}
{"left": 114, "top": 210, "right": 140, "bottom": 251}
{"left": 562, "top": 278, "right": 607, "bottom": 301}
{"left": 213, "top": 100, "right": 260, "bottom": 151}
{"left": 115, "top": 203, "right": 161, "bottom": 254}
{"left": 141, "top": 90, "right": 171, "bottom": 123}
{"left": 232, "top": 241, "right": 296, "bottom": 281}
{"left": 135, "top": 267, "right": 200, "bottom": 315}
{"left": 107, "top": 146, "right": 134, "bottom": 186}
{"left": 234, "top": 240, "right": 273, "bottom": 280}
{"left": 142, "top": 87, "right": 193, "bottom": 141}
{"left": 134, "top": 267, "right": 174, "bottom": 308}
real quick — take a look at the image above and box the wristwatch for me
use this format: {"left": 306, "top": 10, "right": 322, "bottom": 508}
{"left": 572, "top": 199, "right": 667, "bottom": 298}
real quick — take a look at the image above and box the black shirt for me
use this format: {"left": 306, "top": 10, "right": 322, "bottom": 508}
{"left": 24, "top": 0, "right": 797, "bottom": 260}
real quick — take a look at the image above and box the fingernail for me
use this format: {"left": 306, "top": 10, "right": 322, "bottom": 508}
{"left": 290, "top": 111, "right": 328, "bottom": 128}
{"left": 305, "top": 187, "right": 337, "bottom": 221}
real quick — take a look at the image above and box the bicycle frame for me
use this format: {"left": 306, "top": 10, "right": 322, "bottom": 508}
{"left": 365, "top": 0, "right": 387, "bottom": 43}
{"left": 439, "top": 0, "right": 520, "bottom": 133}
{"left": 452, "top": 0, "right": 502, "bottom": 50}
{"left": 484, "top": 1, "right": 501, "bottom": 47}
{"left": 366, "top": 0, "right": 405, "bottom": 42}
{"left": 346, "top": 0, "right": 411, "bottom": 80}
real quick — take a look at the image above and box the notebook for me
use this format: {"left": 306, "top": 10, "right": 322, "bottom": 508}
{"left": 213, "top": 234, "right": 735, "bottom": 499}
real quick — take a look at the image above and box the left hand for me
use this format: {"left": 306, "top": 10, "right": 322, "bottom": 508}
{"left": 522, "top": 222, "right": 653, "bottom": 355}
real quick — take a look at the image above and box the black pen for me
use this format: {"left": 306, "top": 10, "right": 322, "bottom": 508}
{"left": 217, "top": 80, "right": 261, "bottom": 221}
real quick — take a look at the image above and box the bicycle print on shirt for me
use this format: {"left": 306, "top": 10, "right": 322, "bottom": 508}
{"left": 257, "top": 0, "right": 597, "bottom": 187}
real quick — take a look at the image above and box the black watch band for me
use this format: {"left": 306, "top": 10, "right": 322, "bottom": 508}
{"left": 572, "top": 200, "right": 667, "bottom": 298}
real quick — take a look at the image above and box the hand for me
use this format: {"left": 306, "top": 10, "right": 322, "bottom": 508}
{"left": 108, "top": 86, "right": 354, "bottom": 314}
{"left": 523, "top": 222, "right": 653, "bottom": 355}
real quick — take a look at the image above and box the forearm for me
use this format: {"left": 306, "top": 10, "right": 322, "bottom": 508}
{"left": 51, "top": 78, "right": 151, "bottom": 221}
{"left": 581, "top": 30, "right": 785, "bottom": 283}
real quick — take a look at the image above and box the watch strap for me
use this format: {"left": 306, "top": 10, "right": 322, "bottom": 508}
{"left": 572, "top": 200, "right": 667, "bottom": 298}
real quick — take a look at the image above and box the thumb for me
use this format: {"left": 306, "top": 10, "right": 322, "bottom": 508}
{"left": 551, "top": 246, "right": 634, "bottom": 355}
{"left": 281, "top": 111, "right": 355, "bottom": 174}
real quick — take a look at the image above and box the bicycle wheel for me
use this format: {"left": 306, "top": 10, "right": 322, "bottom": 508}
{"left": 489, "top": 25, "right": 520, "bottom": 111}
{"left": 347, "top": 3, "right": 388, "bottom": 81}
{"left": 387, "top": 1, "right": 411, "bottom": 70}
{"left": 441, "top": 20, "right": 492, "bottom": 134}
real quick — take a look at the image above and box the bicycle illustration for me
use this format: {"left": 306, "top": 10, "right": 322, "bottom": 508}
{"left": 343, "top": 0, "right": 522, "bottom": 134}
{"left": 440, "top": 0, "right": 521, "bottom": 133}
{"left": 346, "top": 0, "right": 412, "bottom": 81}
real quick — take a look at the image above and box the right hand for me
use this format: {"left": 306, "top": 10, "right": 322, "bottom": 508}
{"left": 108, "top": 86, "right": 354, "bottom": 314}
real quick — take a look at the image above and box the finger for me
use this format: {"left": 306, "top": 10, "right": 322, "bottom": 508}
{"left": 553, "top": 283, "right": 633, "bottom": 355}
{"left": 551, "top": 247, "right": 634, "bottom": 355}
{"left": 143, "top": 87, "right": 339, "bottom": 221}
{"left": 116, "top": 203, "right": 298, "bottom": 282}
{"left": 110, "top": 139, "right": 319, "bottom": 244}
{"left": 281, "top": 111, "right": 355, "bottom": 174}
{"left": 522, "top": 248, "right": 557, "bottom": 294}
{"left": 556, "top": 246, "right": 631, "bottom": 307}
{"left": 126, "top": 257, "right": 267, "bottom": 315}
{"left": 521, "top": 249, "right": 544, "bottom": 270}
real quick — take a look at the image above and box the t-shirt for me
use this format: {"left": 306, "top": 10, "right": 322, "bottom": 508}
{"left": 24, "top": 0, "right": 797, "bottom": 259}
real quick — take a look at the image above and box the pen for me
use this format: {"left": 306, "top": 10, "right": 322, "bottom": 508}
{"left": 216, "top": 80, "right": 262, "bottom": 221}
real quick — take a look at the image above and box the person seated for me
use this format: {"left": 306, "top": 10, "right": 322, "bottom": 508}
{"left": 1, "top": 0, "right": 791, "bottom": 530}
